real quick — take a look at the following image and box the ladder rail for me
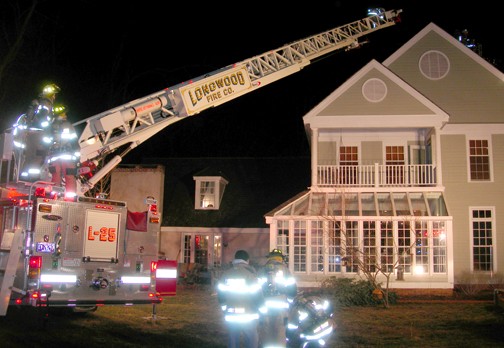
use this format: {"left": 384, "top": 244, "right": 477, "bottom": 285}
{"left": 0, "top": 228, "right": 24, "bottom": 316}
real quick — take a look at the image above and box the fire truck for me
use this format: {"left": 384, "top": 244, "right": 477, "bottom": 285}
{"left": 0, "top": 8, "right": 402, "bottom": 316}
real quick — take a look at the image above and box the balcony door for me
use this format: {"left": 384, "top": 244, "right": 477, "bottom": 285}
{"left": 385, "top": 145, "right": 405, "bottom": 185}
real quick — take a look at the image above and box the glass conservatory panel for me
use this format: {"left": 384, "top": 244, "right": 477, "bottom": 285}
{"left": 426, "top": 192, "right": 449, "bottom": 216}
{"left": 393, "top": 192, "right": 411, "bottom": 216}
{"left": 344, "top": 193, "right": 359, "bottom": 216}
{"left": 292, "top": 195, "right": 310, "bottom": 216}
{"left": 377, "top": 193, "right": 393, "bottom": 216}
{"left": 310, "top": 192, "right": 327, "bottom": 216}
{"left": 410, "top": 192, "right": 429, "bottom": 216}
{"left": 328, "top": 194, "right": 342, "bottom": 216}
{"left": 361, "top": 193, "right": 377, "bottom": 216}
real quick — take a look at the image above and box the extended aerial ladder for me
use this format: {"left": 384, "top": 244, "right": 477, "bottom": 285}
{"left": 75, "top": 9, "right": 402, "bottom": 194}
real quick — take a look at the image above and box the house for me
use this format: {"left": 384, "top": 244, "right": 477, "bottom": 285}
{"left": 131, "top": 22, "right": 503, "bottom": 294}
{"left": 265, "top": 22, "right": 504, "bottom": 293}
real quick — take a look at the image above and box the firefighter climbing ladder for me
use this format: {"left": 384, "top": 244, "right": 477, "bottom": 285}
{"left": 0, "top": 228, "right": 23, "bottom": 316}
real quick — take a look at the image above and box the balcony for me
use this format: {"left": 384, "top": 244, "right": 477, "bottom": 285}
{"left": 317, "top": 164, "right": 437, "bottom": 187}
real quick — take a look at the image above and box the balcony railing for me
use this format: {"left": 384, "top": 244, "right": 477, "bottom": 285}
{"left": 317, "top": 164, "right": 436, "bottom": 187}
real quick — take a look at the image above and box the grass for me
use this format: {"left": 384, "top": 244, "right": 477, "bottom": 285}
{"left": 0, "top": 286, "right": 503, "bottom": 347}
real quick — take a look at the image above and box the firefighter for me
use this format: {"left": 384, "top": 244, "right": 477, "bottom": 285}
{"left": 13, "top": 83, "right": 60, "bottom": 181}
{"left": 258, "top": 249, "right": 297, "bottom": 348}
{"left": 46, "top": 104, "right": 79, "bottom": 197}
{"left": 217, "top": 250, "right": 264, "bottom": 348}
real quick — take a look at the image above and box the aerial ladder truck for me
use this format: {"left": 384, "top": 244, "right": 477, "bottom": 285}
{"left": 0, "top": 8, "right": 402, "bottom": 317}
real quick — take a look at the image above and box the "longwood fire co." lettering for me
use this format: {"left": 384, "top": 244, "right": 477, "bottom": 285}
{"left": 187, "top": 70, "right": 246, "bottom": 107}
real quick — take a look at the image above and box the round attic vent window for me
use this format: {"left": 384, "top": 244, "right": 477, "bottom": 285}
{"left": 419, "top": 50, "right": 450, "bottom": 80}
{"left": 362, "top": 78, "right": 387, "bottom": 102}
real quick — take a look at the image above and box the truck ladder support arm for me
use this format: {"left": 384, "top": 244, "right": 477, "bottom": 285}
{"left": 75, "top": 9, "right": 402, "bottom": 195}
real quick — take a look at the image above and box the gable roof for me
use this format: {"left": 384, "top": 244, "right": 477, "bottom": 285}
{"left": 383, "top": 22, "right": 504, "bottom": 124}
{"left": 384, "top": 22, "right": 504, "bottom": 79}
{"left": 142, "top": 157, "right": 310, "bottom": 228}
{"left": 303, "top": 59, "right": 449, "bottom": 131}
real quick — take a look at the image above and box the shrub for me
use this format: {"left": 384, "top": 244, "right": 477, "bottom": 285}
{"left": 320, "top": 277, "right": 382, "bottom": 307}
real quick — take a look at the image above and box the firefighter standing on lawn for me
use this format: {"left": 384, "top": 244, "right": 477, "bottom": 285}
{"left": 258, "top": 249, "right": 297, "bottom": 348}
{"left": 217, "top": 250, "right": 264, "bottom": 348}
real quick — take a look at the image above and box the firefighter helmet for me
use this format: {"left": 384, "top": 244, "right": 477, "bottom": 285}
{"left": 267, "top": 248, "right": 285, "bottom": 262}
{"left": 41, "top": 83, "right": 61, "bottom": 97}
{"left": 53, "top": 104, "right": 67, "bottom": 118}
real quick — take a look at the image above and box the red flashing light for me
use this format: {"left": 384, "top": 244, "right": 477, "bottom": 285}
{"left": 149, "top": 204, "right": 157, "bottom": 213}
{"left": 150, "top": 261, "right": 158, "bottom": 273}
{"left": 95, "top": 204, "right": 113, "bottom": 210}
{"left": 29, "top": 256, "right": 42, "bottom": 269}
{"left": 35, "top": 187, "right": 47, "bottom": 197}
{"left": 31, "top": 291, "right": 40, "bottom": 299}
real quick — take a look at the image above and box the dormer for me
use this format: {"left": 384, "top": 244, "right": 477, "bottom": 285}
{"left": 193, "top": 169, "right": 229, "bottom": 210}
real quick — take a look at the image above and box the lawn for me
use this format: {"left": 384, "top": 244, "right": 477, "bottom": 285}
{"left": 0, "top": 286, "right": 503, "bottom": 347}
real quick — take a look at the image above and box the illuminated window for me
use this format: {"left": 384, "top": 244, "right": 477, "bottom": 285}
{"left": 414, "top": 221, "right": 429, "bottom": 274}
{"left": 385, "top": 145, "right": 405, "bottom": 185}
{"left": 194, "top": 175, "right": 229, "bottom": 210}
{"left": 339, "top": 146, "right": 358, "bottom": 185}
{"left": 432, "top": 221, "right": 447, "bottom": 273}
{"left": 181, "top": 232, "right": 222, "bottom": 268}
{"left": 468, "top": 139, "right": 491, "bottom": 181}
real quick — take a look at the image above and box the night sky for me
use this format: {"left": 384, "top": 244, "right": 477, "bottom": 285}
{"left": 1, "top": 1, "right": 502, "bottom": 161}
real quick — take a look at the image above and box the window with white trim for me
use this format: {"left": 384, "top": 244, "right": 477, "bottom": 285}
{"left": 363, "top": 221, "right": 377, "bottom": 272}
{"left": 343, "top": 221, "right": 359, "bottom": 273}
{"left": 380, "top": 221, "right": 394, "bottom": 272}
{"left": 398, "top": 220, "right": 412, "bottom": 273}
{"left": 194, "top": 175, "right": 229, "bottom": 210}
{"left": 468, "top": 139, "right": 491, "bottom": 181}
{"left": 276, "top": 220, "right": 290, "bottom": 252}
{"left": 432, "top": 221, "right": 447, "bottom": 273}
{"left": 362, "top": 78, "right": 387, "bottom": 102}
{"left": 339, "top": 146, "right": 358, "bottom": 185}
{"left": 419, "top": 50, "right": 450, "bottom": 80}
{"left": 181, "top": 232, "right": 222, "bottom": 268}
{"left": 293, "top": 221, "right": 307, "bottom": 272}
{"left": 386, "top": 145, "right": 405, "bottom": 185}
{"left": 414, "top": 221, "right": 429, "bottom": 274}
{"left": 471, "top": 208, "right": 494, "bottom": 272}
{"left": 328, "top": 221, "right": 342, "bottom": 272}
{"left": 311, "top": 221, "right": 324, "bottom": 272}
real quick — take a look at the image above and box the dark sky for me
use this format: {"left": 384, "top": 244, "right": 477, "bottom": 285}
{"left": 1, "top": 1, "right": 502, "bottom": 161}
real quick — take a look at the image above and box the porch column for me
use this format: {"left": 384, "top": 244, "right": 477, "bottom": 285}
{"left": 311, "top": 128, "right": 318, "bottom": 187}
{"left": 433, "top": 126, "right": 443, "bottom": 186}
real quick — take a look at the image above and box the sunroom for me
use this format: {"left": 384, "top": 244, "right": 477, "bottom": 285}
{"left": 265, "top": 190, "right": 454, "bottom": 289}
